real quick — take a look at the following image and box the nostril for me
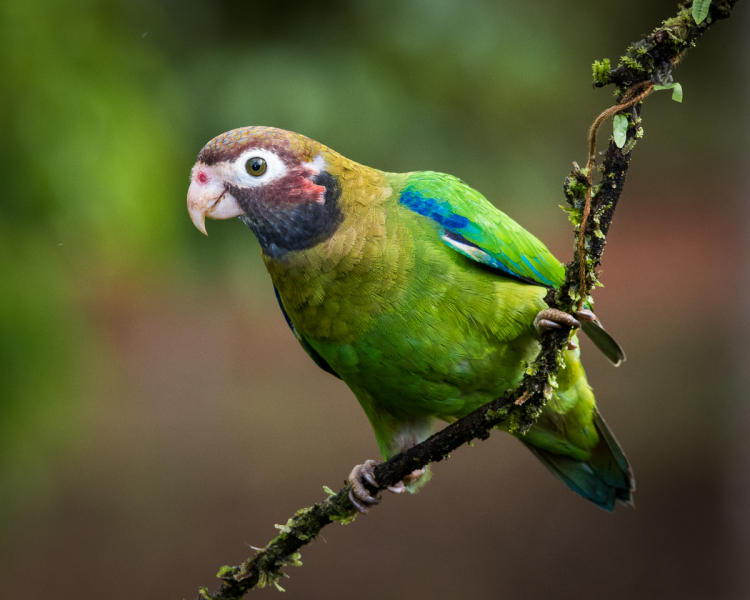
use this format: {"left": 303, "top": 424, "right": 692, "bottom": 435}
{"left": 196, "top": 170, "right": 209, "bottom": 184}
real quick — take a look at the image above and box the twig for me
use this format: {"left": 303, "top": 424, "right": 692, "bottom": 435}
{"left": 577, "top": 80, "right": 654, "bottom": 311}
{"left": 198, "top": 2, "right": 739, "bottom": 597}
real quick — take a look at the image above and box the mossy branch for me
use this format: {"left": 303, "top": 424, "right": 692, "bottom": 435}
{"left": 198, "top": 2, "right": 739, "bottom": 597}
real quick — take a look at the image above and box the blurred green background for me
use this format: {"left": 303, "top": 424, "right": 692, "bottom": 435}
{"left": 1, "top": 0, "right": 748, "bottom": 598}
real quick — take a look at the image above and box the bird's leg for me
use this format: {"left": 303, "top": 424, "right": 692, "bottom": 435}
{"left": 347, "top": 460, "right": 426, "bottom": 513}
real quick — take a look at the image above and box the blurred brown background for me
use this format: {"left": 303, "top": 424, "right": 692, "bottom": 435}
{"left": 1, "top": 1, "right": 748, "bottom": 598}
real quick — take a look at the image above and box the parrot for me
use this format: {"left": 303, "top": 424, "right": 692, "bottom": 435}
{"left": 186, "top": 126, "right": 634, "bottom": 511}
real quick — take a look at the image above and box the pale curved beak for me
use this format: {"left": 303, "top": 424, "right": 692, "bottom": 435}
{"left": 186, "top": 167, "right": 244, "bottom": 235}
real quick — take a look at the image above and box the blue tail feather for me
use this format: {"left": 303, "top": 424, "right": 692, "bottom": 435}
{"left": 523, "top": 411, "right": 634, "bottom": 511}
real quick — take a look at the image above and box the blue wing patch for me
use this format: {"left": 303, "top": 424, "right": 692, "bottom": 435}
{"left": 400, "top": 185, "right": 557, "bottom": 287}
{"left": 400, "top": 189, "right": 478, "bottom": 232}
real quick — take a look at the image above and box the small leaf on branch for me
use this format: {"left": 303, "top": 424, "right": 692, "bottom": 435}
{"left": 693, "top": 0, "right": 712, "bottom": 24}
{"left": 653, "top": 82, "right": 683, "bottom": 102}
{"left": 613, "top": 114, "right": 628, "bottom": 148}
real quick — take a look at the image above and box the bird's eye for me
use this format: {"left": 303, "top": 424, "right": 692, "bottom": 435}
{"left": 245, "top": 157, "right": 267, "bottom": 176}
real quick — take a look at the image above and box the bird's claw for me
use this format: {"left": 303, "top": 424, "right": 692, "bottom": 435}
{"left": 574, "top": 308, "right": 598, "bottom": 324}
{"left": 348, "top": 460, "right": 381, "bottom": 513}
{"left": 386, "top": 481, "right": 406, "bottom": 494}
{"left": 534, "top": 308, "right": 582, "bottom": 334}
{"left": 347, "top": 461, "right": 427, "bottom": 512}
{"left": 535, "top": 308, "right": 606, "bottom": 350}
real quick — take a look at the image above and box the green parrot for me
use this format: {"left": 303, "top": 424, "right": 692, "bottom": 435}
{"left": 187, "top": 126, "right": 633, "bottom": 511}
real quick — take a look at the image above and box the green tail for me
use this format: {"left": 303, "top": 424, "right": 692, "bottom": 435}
{"left": 522, "top": 412, "right": 635, "bottom": 511}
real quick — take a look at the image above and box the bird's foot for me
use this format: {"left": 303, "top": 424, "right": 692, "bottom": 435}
{"left": 348, "top": 460, "right": 380, "bottom": 513}
{"left": 534, "top": 308, "right": 601, "bottom": 349}
{"left": 534, "top": 308, "right": 603, "bottom": 331}
{"left": 347, "top": 460, "right": 425, "bottom": 512}
{"left": 534, "top": 308, "right": 581, "bottom": 333}
{"left": 535, "top": 307, "right": 625, "bottom": 364}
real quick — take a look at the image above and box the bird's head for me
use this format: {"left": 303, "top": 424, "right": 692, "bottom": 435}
{"left": 187, "top": 126, "right": 343, "bottom": 256}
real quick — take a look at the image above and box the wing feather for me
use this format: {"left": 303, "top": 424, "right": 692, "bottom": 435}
{"left": 398, "top": 172, "right": 625, "bottom": 365}
{"left": 399, "top": 172, "right": 564, "bottom": 287}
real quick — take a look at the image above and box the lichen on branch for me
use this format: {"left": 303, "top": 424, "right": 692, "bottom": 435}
{"left": 198, "top": 2, "right": 739, "bottom": 597}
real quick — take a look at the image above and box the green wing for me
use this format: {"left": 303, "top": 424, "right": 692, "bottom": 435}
{"left": 399, "top": 171, "right": 625, "bottom": 365}
{"left": 399, "top": 171, "right": 565, "bottom": 288}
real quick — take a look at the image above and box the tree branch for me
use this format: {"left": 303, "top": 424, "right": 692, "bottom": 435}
{"left": 198, "top": 2, "right": 739, "bottom": 597}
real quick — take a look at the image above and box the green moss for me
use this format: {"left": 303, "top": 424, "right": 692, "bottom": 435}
{"left": 559, "top": 204, "right": 581, "bottom": 226}
{"left": 546, "top": 372, "right": 559, "bottom": 391}
{"left": 504, "top": 410, "right": 522, "bottom": 434}
{"left": 619, "top": 54, "right": 644, "bottom": 73}
{"left": 563, "top": 171, "right": 589, "bottom": 221}
{"left": 331, "top": 511, "right": 357, "bottom": 525}
{"left": 591, "top": 58, "right": 611, "bottom": 85}
{"left": 484, "top": 405, "right": 510, "bottom": 423}
{"left": 216, "top": 565, "right": 236, "bottom": 579}
{"left": 517, "top": 403, "right": 544, "bottom": 434}
{"left": 273, "top": 521, "right": 292, "bottom": 535}
{"left": 566, "top": 180, "right": 588, "bottom": 199}
{"left": 622, "top": 135, "right": 639, "bottom": 154}
{"left": 567, "top": 283, "right": 580, "bottom": 302}
{"left": 662, "top": 8, "right": 692, "bottom": 38}
{"left": 257, "top": 572, "right": 276, "bottom": 589}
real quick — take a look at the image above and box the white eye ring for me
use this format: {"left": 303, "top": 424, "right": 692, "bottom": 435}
{"left": 232, "top": 148, "right": 287, "bottom": 187}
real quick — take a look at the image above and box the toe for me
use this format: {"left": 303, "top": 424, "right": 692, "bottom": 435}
{"left": 360, "top": 459, "right": 379, "bottom": 488}
{"left": 348, "top": 488, "right": 377, "bottom": 513}
{"left": 574, "top": 308, "right": 599, "bottom": 324}
{"left": 347, "top": 461, "right": 382, "bottom": 513}
{"left": 387, "top": 481, "right": 406, "bottom": 494}
{"left": 534, "top": 308, "right": 581, "bottom": 333}
{"left": 403, "top": 468, "right": 426, "bottom": 485}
